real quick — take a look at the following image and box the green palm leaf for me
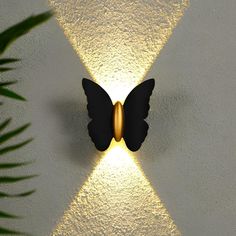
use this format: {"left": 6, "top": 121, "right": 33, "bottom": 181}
{"left": 0, "top": 118, "right": 11, "bottom": 132}
{"left": 0, "top": 175, "right": 37, "bottom": 184}
{"left": 0, "top": 226, "right": 25, "bottom": 235}
{"left": 0, "top": 81, "right": 17, "bottom": 87}
{"left": 0, "top": 138, "right": 33, "bottom": 155}
{"left": 0, "top": 58, "right": 19, "bottom": 65}
{"left": 0, "top": 11, "right": 53, "bottom": 55}
{"left": 0, "top": 190, "right": 35, "bottom": 198}
{"left": 0, "top": 161, "right": 32, "bottom": 169}
{"left": 0, "top": 87, "right": 26, "bottom": 101}
{"left": 0, "top": 211, "right": 20, "bottom": 219}
{"left": 0, "top": 67, "right": 14, "bottom": 72}
{"left": 0, "top": 10, "right": 53, "bottom": 235}
{"left": 0, "top": 123, "right": 30, "bottom": 145}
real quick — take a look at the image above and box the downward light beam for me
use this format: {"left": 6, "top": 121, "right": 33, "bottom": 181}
{"left": 51, "top": 141, "right": 181, "bottom": 236}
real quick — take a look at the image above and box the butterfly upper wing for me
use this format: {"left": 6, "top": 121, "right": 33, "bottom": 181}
{"left": 123, "top": 79, "right": 155, "bottom": 151}
{"left": 82, "top": 78, "right": 113, "bottom": 151}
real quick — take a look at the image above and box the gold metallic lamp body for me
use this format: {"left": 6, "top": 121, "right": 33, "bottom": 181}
{"left": 113, "top": 102, "right": 124, "bottom": 142}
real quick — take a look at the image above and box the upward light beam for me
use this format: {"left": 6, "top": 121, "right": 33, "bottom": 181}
{"left": 49, "top": 0, "right": 188, "bottom": 235}
{"left": 49, "top": 0, "right": 188, "bottom": 102}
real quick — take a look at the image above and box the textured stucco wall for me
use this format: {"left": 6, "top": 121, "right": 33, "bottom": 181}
{"left": 0, "top": 0, "right": 236, "bottom": 236}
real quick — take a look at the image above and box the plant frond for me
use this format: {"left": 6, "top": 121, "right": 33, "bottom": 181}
{"left": 0, "top": 161, "right": 33, "bottom": 169}
{"left": 0, "top": 58, "right": 19, "bottom": 65}
{"left": 0, "top": 67, "right": 14, "bottom": 72}
{"left": 0, "top": 211, "right": 21, "bottom": 219}
{"left": 0, "top": 11, "right": 53, "bottom": 55}
{"left": 0, "top": 81, "right": 17, "bottom": 87}
{"left": 0, "top": 87, "right": 26, "bottom": 101}
{"left": 0, "top": 118, "right": 11, "bottom": 132}
{"left": 0, "top": 123, "right": 30, "bottom": 145}
{"left": 0, "top": 190, "right": 35, "bottom": 198}
{"left": 0, "top": 175, "right": 38, "bottom": 184}
{"left": 0, "top": 226, "right": 24, "bottom": 235}
{"left": 0, "top": 138, "right": 33, "bottom": 155}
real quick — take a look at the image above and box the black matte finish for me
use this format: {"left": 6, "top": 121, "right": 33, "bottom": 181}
{"left": 82, "top": 78, "right": 155, "bottom": 151}
{"left": 123, "top": 79, "right": 155, "bottom": 151}
{"left": 82, "top": 79, "right": 113, "bottom": 151}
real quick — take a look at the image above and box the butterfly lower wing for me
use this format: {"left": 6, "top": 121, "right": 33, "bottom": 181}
{"left": 82, "top": 78, "right": 113, "bottom": 151}
{"left": 123, "top": 79, "right": 155, "bottom": 151}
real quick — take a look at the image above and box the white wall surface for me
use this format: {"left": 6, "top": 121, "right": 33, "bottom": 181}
{"left": 0, "top": 0, "right": 236, "bottom": 235}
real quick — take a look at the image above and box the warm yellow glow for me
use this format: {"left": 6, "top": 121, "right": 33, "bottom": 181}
{"left": 48, "top": 0, "right": 188, "bottom": 102}
{"left": 51, "top": 141, "right": 181, "bottom": 236}
{"left": 48, "top": 1, "right": 189, "bottom": 234}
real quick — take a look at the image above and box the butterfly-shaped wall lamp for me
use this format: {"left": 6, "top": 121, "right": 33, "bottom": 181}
{"left": 82, "top": 78, "right": 155, "bottom": 152}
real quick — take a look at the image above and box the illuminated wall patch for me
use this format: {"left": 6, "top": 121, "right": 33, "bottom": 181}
{"left": 51, "top": 141, "right": 181, "bottom": 236}
{"left": 49, "top": 1, "right": 189, "bottom": 235}
{"left": 48, "top": 0, "right": 188, "bottom": 102}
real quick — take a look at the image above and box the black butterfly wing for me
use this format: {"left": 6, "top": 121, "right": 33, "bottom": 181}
{"left": 123, "top": 79, "right": 155, "bottom": 151}
{"left": 82, "top": 78, "right": 113, "bottom": 151}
